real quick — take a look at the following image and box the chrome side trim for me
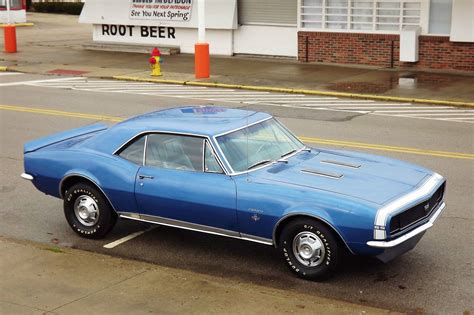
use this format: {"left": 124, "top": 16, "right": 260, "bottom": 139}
{"left": 373, "top": 173, "right": 445, "bottom": 240}
{"left": 59, "top": 173, "right": 119, "bottom": 214}
{"left": 142, "top": 134, "right": 148, "bottom": 166}
{"left": 272, "top": 212, "right": 355, "bottom": 254}
{"left": 240, "top": 233, "right": 274, "bottom": 246}
{"left": 201, "top": 139, "right": 206, "bottom": 172}
{"left": 367, "top": 202, "right": 446, "bottom": 248}
{"left": 301, "top": 169, "right": 344, "bottom": 179}
{"left": 320, "top": 160, "right": 361, "bottom": 169}
{"left": 118, "top": 212, "right": 273, "bottom": 246}
{"left": 20, "top": 173, "right": 34, "bottom": 181}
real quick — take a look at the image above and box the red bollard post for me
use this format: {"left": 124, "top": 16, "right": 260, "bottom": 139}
{"left": 194, "top": 43, "right": 210, "bottom": 79}
{"left": 4, "top": 25, "right": 17, "bottom": 53}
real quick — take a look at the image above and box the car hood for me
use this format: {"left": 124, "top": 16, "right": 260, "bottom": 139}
{"left": 257, "top": 148, "right": 432, "bottom": 205}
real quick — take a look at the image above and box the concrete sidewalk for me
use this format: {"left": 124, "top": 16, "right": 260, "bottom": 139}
{"left": 0, "top": 238, "right": 399, "bottom": 315}
{"left": 0, "top": 13, "right": 473, "bottom": 104}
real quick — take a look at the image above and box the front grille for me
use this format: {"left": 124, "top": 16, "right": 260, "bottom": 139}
{"left": 390, "top": 182, "right": 445, "bottom": 236}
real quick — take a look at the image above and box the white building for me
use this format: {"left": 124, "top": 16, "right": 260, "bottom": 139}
{"left": 77, "top": 0, "right": 473, "bottom": 71}
{"left": 0, "top": 0, "right": 27, "bottom": 23}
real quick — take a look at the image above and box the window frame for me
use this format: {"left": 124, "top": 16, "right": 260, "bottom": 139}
{"left": 204, "top": 140, "right": 225, "bottom": 174}
{"left": 114, "top": 131, "right": 228, "bottom": 175}
{"left": 298, "top": 0, "right": 423, "bottom": 34}
{"left": 213, "top": 117, "right": 306, "bottom": 176}
{"left": 115, "top": 134, "right": 147, "bottom": 165}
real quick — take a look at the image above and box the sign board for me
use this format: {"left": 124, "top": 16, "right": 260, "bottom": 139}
{"left": 101, "top": 24, "right": 177, "bottom": 39}
{"left": 129, "top": 0, "right": 193, "bottom": 22}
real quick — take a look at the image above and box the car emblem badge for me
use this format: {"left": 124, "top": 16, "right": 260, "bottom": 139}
{"left": 424, "top": 203, "right": 430, "bottom": 211}
{"left": 251, "top": 214, "right": 260, "bottom": 222}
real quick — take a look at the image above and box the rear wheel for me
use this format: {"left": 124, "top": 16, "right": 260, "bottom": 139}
{"left": 278, "top": 218, "right": 339, "bottom": 281}
{"left": 63, "top": 183, "right": 117, "bottom": 239}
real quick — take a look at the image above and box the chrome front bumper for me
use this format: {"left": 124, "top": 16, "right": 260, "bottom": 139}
{"left": 367, "top": 201, "right": 446, "bottom": 248}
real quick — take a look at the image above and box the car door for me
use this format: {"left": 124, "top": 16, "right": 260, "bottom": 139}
{"left": 134, "top": 133, "right": 238, "bottom": 232}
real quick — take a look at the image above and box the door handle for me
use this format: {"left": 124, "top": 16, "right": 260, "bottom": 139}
{"left": 138, "top": 174, "right": 154, "bottom": 180}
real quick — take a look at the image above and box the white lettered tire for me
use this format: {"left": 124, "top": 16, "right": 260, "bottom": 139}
{"left": 64, "top": 183, "right": 117, "bottom": 239}
{"left": 279, "top": 218, "right": 339, "bottom": 281}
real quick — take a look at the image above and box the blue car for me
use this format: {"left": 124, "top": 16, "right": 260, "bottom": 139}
{"left": 22, "top": 106, "right": 446, "bottom": 280}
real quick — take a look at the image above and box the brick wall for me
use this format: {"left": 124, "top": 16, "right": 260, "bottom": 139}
{"left": 298, "top": 32, "right": 474, "bottom": 71}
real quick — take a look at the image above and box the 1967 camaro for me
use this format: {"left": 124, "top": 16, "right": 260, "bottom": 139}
{"left": 22, "top": 106, "right": 446, "bottom": 280}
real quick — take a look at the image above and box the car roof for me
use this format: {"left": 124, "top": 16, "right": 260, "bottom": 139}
{"left": 118, "top": 106, "right": 270, "bottom": 136}
{"left": 87, "top": 106, "right": 272, "bottom": 154}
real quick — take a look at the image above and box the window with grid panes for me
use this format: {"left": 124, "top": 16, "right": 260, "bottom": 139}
{"left": 300, "top": 0, "right": 421, "bottom": 32}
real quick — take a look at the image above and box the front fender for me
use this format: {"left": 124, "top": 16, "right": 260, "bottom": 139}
{"left": 273, "top": 203, "right": 376, "bottom": 255}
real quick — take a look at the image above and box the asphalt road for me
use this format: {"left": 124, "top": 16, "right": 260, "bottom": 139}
{"left": 1, "top": 73, "right": 473, "bottom": 314}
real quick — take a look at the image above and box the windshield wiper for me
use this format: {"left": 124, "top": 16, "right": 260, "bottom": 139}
{"left": 247, "top": 159, "right": 273, "bottom": 170}
{"left": 280, "top": 149, "right": 296, "bottom": 158}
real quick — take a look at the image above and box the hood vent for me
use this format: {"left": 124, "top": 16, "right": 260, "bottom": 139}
{"left": 320, "top": 160, "right": 361, "bottom": 169}
{"left": 301, "top": 169, "right": 344, "bottom": 179}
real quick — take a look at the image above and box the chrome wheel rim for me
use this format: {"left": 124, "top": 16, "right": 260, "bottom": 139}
{"left": 292, "top": 231, "right": 326, "bottom": 267}
{"left": 74, "top": 195, "right": 99, "bottom": 227}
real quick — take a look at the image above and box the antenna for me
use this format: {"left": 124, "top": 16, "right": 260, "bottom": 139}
{"left": 246, "top": 103, "right": 249, "bottom": 182}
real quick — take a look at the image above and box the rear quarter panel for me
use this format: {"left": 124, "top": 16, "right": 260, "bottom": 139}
{"left": 24, "top": 149, "right": 140, "bottom": 213}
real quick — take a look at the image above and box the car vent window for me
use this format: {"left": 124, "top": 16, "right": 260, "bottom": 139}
{"left": 145, "top": 134, "right": 204, "bottom": 172}
{"left": 205, "top": 142, "right": 224, "bottom": 174}
{"left": 118, "top": 136, "right": 145, "bottom": 165}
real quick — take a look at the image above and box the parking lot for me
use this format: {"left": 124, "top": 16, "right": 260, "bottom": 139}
{"left": 1, "top": 72, "right": 473, "bottom": 314}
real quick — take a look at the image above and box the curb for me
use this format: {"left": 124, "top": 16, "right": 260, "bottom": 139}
{"left": 0, "top": 23, "right": 34, "bottom": 27}
{"left": 112, "top": 75, "right": 474, "bottom": 108}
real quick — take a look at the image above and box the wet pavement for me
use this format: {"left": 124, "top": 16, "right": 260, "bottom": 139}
{"left": 1, "top": 12, "right": 473, "bottom": 103}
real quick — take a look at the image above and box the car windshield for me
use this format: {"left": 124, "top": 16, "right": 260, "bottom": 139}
{"left": 216, "top": 118, "right": 305, "bottom": 173}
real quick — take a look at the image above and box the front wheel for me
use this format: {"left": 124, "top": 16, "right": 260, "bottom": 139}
{"left": 278, "top": 218, "right": 339, "bottom": 281}
{"left": 64, "top": 183, "right": 117, "bottom": 239}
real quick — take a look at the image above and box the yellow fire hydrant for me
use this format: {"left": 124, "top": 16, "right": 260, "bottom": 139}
{"left": 149, "top": 47, "right": 162, "bottom": 76}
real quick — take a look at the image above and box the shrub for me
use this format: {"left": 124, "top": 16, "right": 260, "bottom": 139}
{"left": 32, "top": 2, "right": 84, "bottom": 15}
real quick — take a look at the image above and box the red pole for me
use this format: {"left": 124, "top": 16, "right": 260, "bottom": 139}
{"left": 194, "top": 43, "right": 210, "bottom": 79}
{"left": 4, "top": 25, "right": 17, "bottom": 53}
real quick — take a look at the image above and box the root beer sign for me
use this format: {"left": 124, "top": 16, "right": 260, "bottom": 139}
{"left": 130, "top": 0, "right": 193, "bottom": 22}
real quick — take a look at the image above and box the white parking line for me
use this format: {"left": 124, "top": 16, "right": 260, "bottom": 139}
{"left": 393, "top": 112, "right": 474, "bottom": 116}
{"left": 103, "top": 226, "right": 156, "bottom": 249}
{"left": 339, "top": 106, "right": 453, "bottom": 110}
{"left": 15, "top": 77, "right": 474, "bottom": 124}
{"left": 439, "top": 117, "right": 474, "bottom": 120}
{"left": 92, "top": 86, "right": 209, "bottom": 91}
{"left": 0, "top": 77, "right": 82, "bottom": 87}
{"left": 302, "top": 103, "right": 416, "bottom": 107}
{"left": 248, "top": 102, "right": 369, "bottom": 114}
{"left": 373, "top": 109, "right": 472, "bottom": 113}
{"left": 256, "top": 98, "right": 367, "bottom": 103}
{"left": 218, "top": 97, "right": 343, "bottom": 102}
{"left": 112, "top": 89, "right": 216, "bottom": 93}
{"left": 0, "top": 72, "right": 23, "bottom": 76}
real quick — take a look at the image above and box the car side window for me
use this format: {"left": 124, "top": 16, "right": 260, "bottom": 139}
{"left": 118, "top": 135, "right": 145, "bottom": 165}
{"left": 204, "top": 142, "right": 224, "bottom": 174}
{"left": 145, "top": 134, "right": 204, "bottom": 172}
